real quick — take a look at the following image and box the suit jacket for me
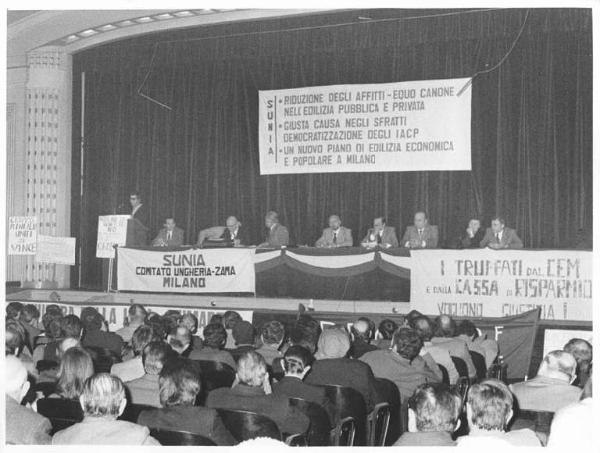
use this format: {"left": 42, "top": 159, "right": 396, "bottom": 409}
{"left": 130, "top": 204, "right": 150, "bottom": 246}
{"left": 304, "top": 357, "right": 383, "bottom": 412}
{"left": 480, "top": 227, "right": 523, "bottom": 249}
{"left": 206, "top": 384, "right": 310, "bottom": 435}
{"left": 460, "top": 227, "right": 486, "bottom": 249}
{"left": 350, "top": 339, "right": 378, "bottom": 359}
{"left": 315, "top": 226, "right": 353, "bottom": 247}
{"left": 220, "top": 226, "right": 250, "bottom": 247}
{"left": 272, "top": 376, "right": 335, "bottom": 425}
{"left": 81, "top": 329, "right": 123, "bottom": 357}
{"left": 6, "top": 395, "right": 52, "bottom": 445}
{"left": 152, "top": 227, "right": 184, "bottom": 247}
{"left": 52, "top": 417, "right": 159, "bottom": 445}
{"left": 361, "top": 226, "right": 399, "bottom": 248}
{"left": 422, "top": 342, "right": 460, "bottom": 385}
{"left": 509, "top": 376, "right": 582, "bottom": 412}
{"left": 430, "top": 337, "right": 477, "bottom": 379}
{"left": 126, "top": 373, "right": 161, "bottom": 407}
{"left": 110, "top": 356, "right": 145, "bottom": 383}
{"left": 138, "top": 405, "right": 236, "bottom": 445}
{"left": 188, "top": 346, "right": 237, "bottom": 370}
{"left": 264, "top": 223, "right": 289, "bottom": 247}
{"left": 402, "top": 225, "right": 439, "bottom": 248}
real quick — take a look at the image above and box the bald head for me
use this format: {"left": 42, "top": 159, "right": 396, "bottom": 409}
{"left": 226, "top": 216, "right": 239, "bottom": 228}
{"left": 414, "top": 212, "right": 428, "bottom": 229}
{"left": 352, "top": 319, "right": 371, "bottom": 342}
{"left": 538, "top": 350, "right": 577, "bottom": 382}
{"left": 5, "top": 355, "right": 29, "bottom": 401}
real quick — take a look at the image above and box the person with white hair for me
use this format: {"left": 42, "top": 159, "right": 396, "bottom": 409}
{"left": 5, "top": 355, "right": 52, "bottom": 444}
{"left": 52, "top": 373, "right": 159, "bottom": 445}
{"left": 509, "top": 350, "right": 582, "bottom": 412}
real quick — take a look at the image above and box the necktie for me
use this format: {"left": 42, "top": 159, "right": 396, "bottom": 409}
{"left": 418, "top": 229, "right": 423, "bottom": 238}
{"left": 167, "top": 231, "right": 172, "bottom": 241}
{"left": 495, "top": 232, "right": 500, "bottom": 242}
{"left": 377, "top": 231, "right": 382, "bottom": 244}
{"left": 333, "top": 231, "right": 337, "bottom": 245}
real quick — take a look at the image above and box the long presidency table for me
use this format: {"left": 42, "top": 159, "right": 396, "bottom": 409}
{"left": 113, "top": 246, "right": 412, "bottom": 301}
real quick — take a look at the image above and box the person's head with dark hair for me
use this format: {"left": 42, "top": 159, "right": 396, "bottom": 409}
{"left": 434, "top": 315, "right": 457, "bottom": 338}
{"left": 61, "top": 314, "right": 83, "bottom": 339}
{"left": 260, "top": 320, "right": 285, "bottom": 349}
{"left": 233, "top": 320, "right": 255, "bottom": 347}
{"left": 466, "top": 379, "right": 513, "bottom": 432}
{"left": 209, "top": 313, "right": 223, "bottom": 326}
{"left": 491, "top": 216, "right": 506, "bottom": 235}
{"left": 405, "top": 310, "right": 423, "bottom": 325}
{"left": 129, "top": 191, "right": 142, "bottom": 209}
{"left": 282, "top": 345, "right": 314, "bottom": 379}
{"left": 392, "top": 327, "right": 423, "bottom": 361}
{"left": 167, "top": 325, "right": 192, "bottom": 355}
{"left": 179, "top": 313, "right": 198, "bottom": 335}
{"left": 42, "top": 306, "right": 64, "bottom": 336}
{"left": 290, "top": 314, "right": 321, "bottom": 354}
{"left": 456, "top": 320, "right": 479, "bottom": 340}
{"left": 408, "top": 383, "right": 462, "bottom": 433}
{"left": 81, "top": 307, "right": 103, "bottom": 332}
{"left": 161, "top": 312, "right": 181, "bottom": 335}
{"left": 158, "top": 358, "right": 202, "bottom": 408}
{"left": 6, "top": 302, "right": 23, "bottom": 320}
{"left": 79, "top": 373, "right": 127, "bottom": 419}
{"left": 128, "top": 304, "right": 147, "bottom": 326}
{"left": 20, "top": 304, "right": 40, "bottom": 326}
{"left": 223, "top": 311, "right": 242, "bottom": 330}
{"left": 378, "top": 319, "right": 398, "bottom": 341}
{"left": 351, "top": 317, "right": 373, "bottom": 343}
{"left": 315, "top": 327, "right": 350, "bottom": 360}
{"left": 131, "top": 325, "right": 159, "bottom": 356}
{"left": 56, "top": 347, "right": 94, "bottom": 400}
{"left": 410, "top": 315, "right": 434, "bottom": 342}
{"left": 6, "top": 319, "right": 26, "bottom": 356}
{"left": 564, "top": 338, "right": 592, "bottom": 387}
{"left": 203, "top": 323, "right": 228, "bottom": 349}
{"left": 142, "top": 341, "right": 175, "bottom": 375}
{"left": 145, "top": 312, "right": 167, "bottom": 339}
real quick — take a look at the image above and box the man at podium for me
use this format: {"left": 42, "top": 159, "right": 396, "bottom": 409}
{"left": 128, "top": 191, "right": 150, "bottom": 246}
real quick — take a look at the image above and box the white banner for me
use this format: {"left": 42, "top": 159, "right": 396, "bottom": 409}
{"left": 259, "top": 78, "right": 471, "bottom": 174}
{"left": 8, "top": 216, "right": 37, "bottom": 255}
{"left": 35, "top": 235, "right": 76, "bottom": 265}
{"left": 96, "top": 215, "right": 130, "bottom": 258}
{"left": 118, "top": 247, "right": 256, "bottom": 293}
{"left": 410, "top": 249, "right": 592, "bottom": 321}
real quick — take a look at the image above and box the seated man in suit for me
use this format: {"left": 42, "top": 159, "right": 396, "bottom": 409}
{"left": 80, "top": 307, "right": 123, "bottom": 357}
{"left": 402, "top": 211, "right": 439, "bottom": 249}
{"left": 431, "top": 315, "right": 477, "bottom": 380}
{"left": 315, "top": 215, "right": 353, "bottom": 248}
{"left": 361, "top": 217, "right": 399, "bottom": 249}
{"left": 349, "top": 317, "right": 378, "bottom": 359}
{"left": 52, "top": 373, "right": 159, "bottom": 445}
{"left": 479, "top": 216, "right": 523, "bottom": 249}
{"left": 5, "top": 355, "right": 52, "bottom": 445}
{"left": 127, "top": 341, "right": 176, "bottom": 407}
{"left": 188, "top": 323, "right": 237, "bottom": 370}
{"left": 563, "top": 338, "right": 592, "bottom": 388}
{"left": 272, "top": 345, "right": 335, "bottom": 424}
{"left": 258, "top": 211, "right": 289, "bottom": 248}
{"left": 459, "top": 218, "right": 486, "bottom": 249}
{"left": 509, "top": 350, "right": 582, "bottom": 413}
{"left": 116, "top": 304, "right": 148, "bottom": 345}
{"left": 394, "top": 383, "right": 462, "bottom": 446}
{"left": 111, "top": 325, "right": 160, "bottom": 383}
{"left": 220, "top": 216, "right": 249, "bottom": 247}
{"left": 205, "top": 351, "right": 310, "bottom": 436}
{"left": 138, "top": 358, "right": 235, "bottom": 445}
{"left": 152, "top": 217, "right": 184, "bottom": 247}
{"left": 255, "top": 320, "right": 285, "bottom": 367}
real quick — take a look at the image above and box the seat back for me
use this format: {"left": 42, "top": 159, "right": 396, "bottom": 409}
{"left": 216, "top": 408, "right": 281, "bottom": 442}
{"left": 456, "top": 376, "right": 470, "bottom": 407}
{"left": 438, "top": 364, "right": 450, "bottom": 384}
{"left": 374, "top": 377, "right": 402, "bottom": 445}
{"left": 86, "top": 346, "right": 122, "bottom": 373}
{"left": 193, "top": 360, "right": 236, "bottom": 404}
{"left": 118, "top": 403, "right": 156, "bottom": 423}
{"left": 367, "top": 402, "right": 391, "bottom": 446}
{"left": 149, "top": 428, "right": 217, "bottom": 446}
{"left": 510, "top": 409, "right": 554, "bottom": 445}
{"left": 451, "top": 356, "right": 469, "bottom": 378}
{"left": 330, "top": 416, "right": 356, "bottom": 446}
{"left": 36, "top": 398, "right": 84, "bottom": 434}
{"left": 469, "top": 351, "right": 487, "bottom": 380}
{"left": 319, "top": 384, "right": 367, "bottom": 445}
{"left": 289, "top": 397, "right": 331, "bottom": 446}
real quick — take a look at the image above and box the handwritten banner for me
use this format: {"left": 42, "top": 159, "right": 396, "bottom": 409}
{"left": 8, "top": 216, "right": 37, "bottom": 255}
{"left": 117, "top": 247, "right": 256, "bottom": 293}
{"left": 410, "top": 249, "right": 592, "bottom": 321}
{"left": 35, "top": 235, "right": 76, "bottom": 265}
{"left": 96, "top": 215, "right": 130, "bottom": 258}
{"left": 258, "top": 78, "right": 471, "bottom": 174}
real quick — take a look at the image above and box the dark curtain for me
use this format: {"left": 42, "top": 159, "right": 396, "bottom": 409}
{"left": 72, "top": 8, "right": 593, "bottom": 289}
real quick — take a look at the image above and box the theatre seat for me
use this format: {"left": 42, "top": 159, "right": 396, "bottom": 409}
{"left": 118, "top": 403, "right": 155, "bottom": 423}
{"left": 367, "top": 402, "right": 391, "bottom": 446}
{"left": 216, "top": 408, "right": 302, "bottom": 444}
{"left": 451, "top": 356, "right": 469, "bottom": 379}
{"left": 374, "top": 377, "right": 402, "bottom": 444}
{"left": 288, "top": 397, "right": 332, "bottom": 446}
{"left": 510, "top": 409, "right": 554, "bottom": 446}
{"left": 149, "top": 428, "right": 217, "bottom": 446}
{"left": 438, "top": 364, "right": 450, "bottom": 385}
{"left": 318, "top": 384, "right": 367, "bottom": 446}
{"left": 36, "top": 398, "right": 83, "bottom": 434}
{"left": 470, "top": 351, "right": 487, "bottom": 380}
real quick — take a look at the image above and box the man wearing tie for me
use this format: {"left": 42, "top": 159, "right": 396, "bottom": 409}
{"left": 480, "top": 216, "right": 523, "bottom": 249}
{"left": 220, "top": 216, "right": 248, "bottom": 247}
{"left": 315, "top": 215, "right": 353, "bottom": 248}
{"left": 129, "top": 191, "right": 150, "bottom": 246}
{"left": 361, "top": 217, "right": 399, "bottom": 249}
{"left": 258, "top": 211, "right": 289, "bottom": 248}
{"left": 402, "top": 211, "right": 439, "bottom": 249}
{"left": 152, "top": 217, "right": 184, "bottom": 247}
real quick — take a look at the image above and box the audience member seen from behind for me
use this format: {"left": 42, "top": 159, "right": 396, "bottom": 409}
{"left": 19, "top": 303, "right": 42, "bottom": 352}
{"left": 394, "top": 383, "right": 462, "bottom": 446}
{"left": 111, "top": 325, "right": 159, "bottom": 383}
{"left": 179, "top": 312, "right": 202, "bottom": 351}
{"left": 563, "top": 338, "right": 592, "bottom": 388}
{"left": 80, "top": 307, "right": 123, "bottom": 357}
{"left": 188, "top": 322, "right": 236, "bottom": 369}
{"left": 455, "top": 319, "right": 498, "bottom": 368}
{"left": 349, "top": 317, "right": 378, "bottom": 359}
{"left": 431, "top": 315, "right": 476, "bottom": 379}
{"left": 222, "top": 310, "right": 243, "bottom": 349}
{"left": 255, "top": 320, "right": 285, "bottom": 367}
{"left": 116, "top": 304, "right": 147, "bottom": 344}
{"left": 456, "top": 379, "right": 540, "bottom": 447}
{"left": 374, "top": 318, "right": 397, "bottom": 350}
{"left": 49, "top": 346, "right": 94, "bottom": 400}
{"left": 167, "top": 325, "right": 192, "bottom": 356}
{"left": 52, "top": 373, "right": 159, "bottom": 445}
{"left": 126, "top": 341, "right": 175, "bottom": 407}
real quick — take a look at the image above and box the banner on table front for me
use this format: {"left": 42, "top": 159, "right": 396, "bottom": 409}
{"left": 96, "top": 215, "right": 130, "bottom": 258}
{"left": 8, "top": 216, "right": 37, "bottom": 255}
{"left": 36, "top": 235, "right": 76, "bottom": 265}
{"left": 258, "top": 78, "right": 471, "bottom": 174}
{"left": 410, "top": 249, "right": 592, "bottom": 321}
{"left": 117, "top": 247, "right": 256, "bottom": 293}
